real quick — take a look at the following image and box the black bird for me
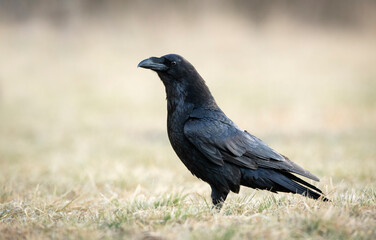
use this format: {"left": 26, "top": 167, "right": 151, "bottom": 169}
{"left": 138, "top": 54, "right": 328, "bottom": 208}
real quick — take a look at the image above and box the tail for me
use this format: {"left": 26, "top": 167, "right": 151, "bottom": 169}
{"left": 240, "top": 168, "right": 329, "bottom": 201}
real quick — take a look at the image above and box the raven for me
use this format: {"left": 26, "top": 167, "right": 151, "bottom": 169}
{"left": 138, "top": 54, "right": 328, "bottom": 208}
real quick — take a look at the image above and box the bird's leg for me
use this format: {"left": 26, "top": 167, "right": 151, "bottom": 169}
{"left": 210, "top": 186, "right": 229, "bottom": 210}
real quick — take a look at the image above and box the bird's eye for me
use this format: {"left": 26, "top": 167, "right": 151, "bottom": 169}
{"left": 171, "top": 61, "right": 176, "bottom": 66}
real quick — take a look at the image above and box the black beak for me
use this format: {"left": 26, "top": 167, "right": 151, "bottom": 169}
{"left": 138, "top": 57, "right": 168, "bottom": 71}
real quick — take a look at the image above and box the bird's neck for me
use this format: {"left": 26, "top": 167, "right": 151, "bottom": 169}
{"left": 165, "top": 79, "right": 217, "bottom": 116}
{"left": 166, "top": 83, "right": 190, "bottom": 116}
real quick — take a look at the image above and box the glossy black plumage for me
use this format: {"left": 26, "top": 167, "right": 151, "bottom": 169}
{"left": 138, "top": 54, "right": 328, "bottom": 207}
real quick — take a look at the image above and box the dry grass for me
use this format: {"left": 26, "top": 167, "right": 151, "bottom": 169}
{"left": 1, "top": 11, "right": 376, "bottom": 240}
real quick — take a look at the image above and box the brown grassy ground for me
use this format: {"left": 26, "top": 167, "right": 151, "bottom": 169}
{"left": 0, "top": 11, "right": 376, "bottom": 240}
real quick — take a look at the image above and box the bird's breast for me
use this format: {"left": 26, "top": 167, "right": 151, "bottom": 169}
{"left": 167, "top": 110, "right": 188, "bottom": 151}
{"left": 166, "top": 100, "right": 194, "bottom": 160}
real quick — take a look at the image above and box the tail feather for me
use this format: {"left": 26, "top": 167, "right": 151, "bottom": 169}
{"left": 241, "top": 168, "right": 329, "bottom": 201}
{"left": 280, "top": 171, "right": 323, "bottom": 194}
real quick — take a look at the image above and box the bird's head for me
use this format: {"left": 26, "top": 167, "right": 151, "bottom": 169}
{"left": 138, "top": 54, "right": 215, "bottom": 107}
{"left": 138, "top": 54, "right": 197, "bottom": 82}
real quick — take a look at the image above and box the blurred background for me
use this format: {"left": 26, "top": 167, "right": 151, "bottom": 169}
{"left": 1, "top": 0, "right": 376, "bottom": 220}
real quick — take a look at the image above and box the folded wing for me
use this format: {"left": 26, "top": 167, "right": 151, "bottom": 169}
{"left": 183, "top": 109, "right": 319, "bottom": 181}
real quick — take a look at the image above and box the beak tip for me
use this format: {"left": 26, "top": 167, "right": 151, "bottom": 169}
{"left": 137, "top": 58, "right": 151, "bottom": 69}
{"left": 137, "top": 60, "right": 144, "bottom": 68}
